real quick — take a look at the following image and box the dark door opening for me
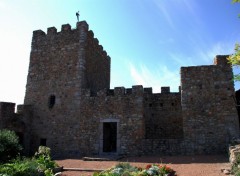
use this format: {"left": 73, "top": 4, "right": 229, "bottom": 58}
{"left": 16, "top": 132, "right": 24, "bottom": 146}
{"left": 103, "top": 122, "right": 117, "bottom": 152}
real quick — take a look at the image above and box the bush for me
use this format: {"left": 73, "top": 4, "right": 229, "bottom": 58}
{"left": 94, "top": 163, "right": 176, "bottom": 176}
{"left": 0, "top": 129, "right": 22, "bottom": 162}
{"left": 0, "top": 157, "right": 38, "bottom": 176}
{"left": 0, "top": 146, "right": 58, "bottom": 176}
{"left": 34, "top": 146, "right": 58, "bottom": 173}
{"left": 232, "top": 153, "right": 240, "bottom": 175}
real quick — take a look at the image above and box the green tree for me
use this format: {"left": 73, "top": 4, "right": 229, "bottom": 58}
{"left": 228, "top": 44, "right": 240, "bottom": 80}
{"left": 233, "top": 0, "right": 240, "bottom": 3}
{"left": 228, "top": 0, "right": 240, "bottom": 80}
{"left": 0, "top": 129, "right": 22, "bottom": 162}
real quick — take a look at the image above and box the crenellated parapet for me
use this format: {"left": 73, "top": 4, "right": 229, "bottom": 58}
{"left": 31, "top": 21, "right": 110, "bottom": 60}
{"left": 214, "top": 55, "right": 231, "bottom": 67}
{"left": 86, "top": 30, "right": 110, "bottom": 60}
{"left": 33, "top": 21, "right": 88, "bottom": 37}
{"left": 82, "top": 85, "right": 179, "bottom": 97}
{"left": 0, "top": 102, "right": 15, "bottom": 126}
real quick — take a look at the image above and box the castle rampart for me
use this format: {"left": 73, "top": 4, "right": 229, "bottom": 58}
{"left": 1, "top": 21, "right": 239, "bottom": 157}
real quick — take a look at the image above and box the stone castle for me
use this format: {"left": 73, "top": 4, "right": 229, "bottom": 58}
{"left": 0, "top": 21, "right": 239, "bottom": 157}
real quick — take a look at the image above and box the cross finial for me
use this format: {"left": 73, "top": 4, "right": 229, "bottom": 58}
{"left": 76, "top": 11, "right": 80, "bottom": 22}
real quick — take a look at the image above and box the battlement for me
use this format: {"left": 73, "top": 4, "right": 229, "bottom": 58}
{"left": 181, "top": 56, "right": 230, "bottom": 74}
{"left": 86, "top": 30, "right": 109, "bottom": 59}
{"left": 0, "top": 102, "right": 15, "bottom": 114}
{"left": 31, "top": 21, "right": 110, "bottom": 61}
{"left": 214, "top": 55, "right": 231, "bottom": 67}
{"left": 0, "top": 102, "right": 16, "bottom": 129}
{"left": 82, "top": 85, "right": 179, "bottom": 97}
{"left": 33, "top": 21, "right": 89, "bottom": 37}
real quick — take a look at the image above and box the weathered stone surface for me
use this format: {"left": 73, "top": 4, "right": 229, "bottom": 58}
{"left": 0, "top": 21, "right": 239, "bottom": 157}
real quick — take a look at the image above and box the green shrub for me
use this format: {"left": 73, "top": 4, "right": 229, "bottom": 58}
{"left": 0, "top": 129, "right": 22, "bottom": 162}
{"left": 0, "top": 157, "right": 38, "bottom": 176}
{"left": 94, "top": 162, "right": 175, "bottom": 176}
{"left": 232, "top": 153, "right": 240, "bottom": 175}
{"left": 0, "top": 146, "right": 58, "bottom": 176}
{"left": 34, "top": 146, "right": 58, "bottom": 171}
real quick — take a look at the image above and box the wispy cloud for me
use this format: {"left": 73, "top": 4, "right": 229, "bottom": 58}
{"left": 158, "top": 38, "right": 175, "bottom": 45}
{"left": 129, "top": 62, "right": 180, "bottom": 93}
{"left": 153, "top": 0, "right": 175, "bottom": 30}
{"left": 152, "top": 0, "right": 201, "bottom": 31}
{"left": 169, "top": 53, "right": 196, "bottom": 67}
{"left": 182, "top": 0, "right": 200, "bottom": 22}
{"left": 197, "top": 42, "right": 235, "bottom": 64}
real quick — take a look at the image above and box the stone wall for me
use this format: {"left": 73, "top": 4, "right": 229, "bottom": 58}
{"left": 85, "top": 30, "right": 110, "bottom": 94}
{"left": 23, "top": 21, "right": 111, "bottom": 156}
{"left": 1, "top": 21, "right": 239, "bottom": 157}
{"left": 143, "top": 87, "right": 183, "bottom": 139}
{"left": 0, "top": 102, "right": 32, "bottom": 155}
{"left": 79, "top": 86, "right": 184, "bottom": 156}
{"left": 181, "top": 55, "right": 239, "bottom": 154}
{"left": 80, "top": 86, "right": 145, "bottom": 156}
{"left": 0, "top": 102, "right": 15, "bottom": 129}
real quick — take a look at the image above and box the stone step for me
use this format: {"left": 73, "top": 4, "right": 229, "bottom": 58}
{"left": 63, "top": 168, "right": 104, "bottom": 172}
{"left": 83, "top": 156, "right": 122, "bottom": 161}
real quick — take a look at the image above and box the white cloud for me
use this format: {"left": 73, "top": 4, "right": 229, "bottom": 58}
{"left": 197, "top": 42, "right": 235, "bottom": 64}
{"left": 182, "top": 0, "right": 201, "bottom": 24}
{"left": 153, "top": 0, "right": 175, "bottom": 30}
{"left": 129, "top": 62, "right": 180, "bottom": 93}
{"left": 169, "top": 53, "right": 196, "bottom": 67}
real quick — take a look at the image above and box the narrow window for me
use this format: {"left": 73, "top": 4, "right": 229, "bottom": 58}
{"left": 48, "top": 95, "right": 55, "bottom": 109}
{"left": 40, "top": 138, "right": 47, "bottom": 146}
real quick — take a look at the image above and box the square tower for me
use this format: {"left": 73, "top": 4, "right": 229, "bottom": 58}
{"left": 24, "top": 21, "right": 110, "bottom": 155}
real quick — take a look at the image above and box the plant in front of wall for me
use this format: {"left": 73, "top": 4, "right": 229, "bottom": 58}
{"left": 93, "top": 162, "right": 176, "bottom": 176}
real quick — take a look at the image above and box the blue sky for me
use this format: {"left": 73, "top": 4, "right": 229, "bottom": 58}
{"left": 0, "top": 0, "right": 240, "bottom": 105}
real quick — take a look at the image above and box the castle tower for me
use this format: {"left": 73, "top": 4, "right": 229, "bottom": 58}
{"left": 181, "top": 55, "right": 239, "bottom": 154}
{"left": 25, "top": 21, "right": 110, "bottom": 105}
{"left": 24, "top": 21, "right": 110, "bottom": 156}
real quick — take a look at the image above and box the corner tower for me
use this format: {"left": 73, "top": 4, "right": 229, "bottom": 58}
{"left": 181, "top": 55, "right": 239, "bottom": 154}
{"left": 24, "top": 21, "right": 110, "bottom": 156}
{"left": 25, "top": 21, "right": 110, "bottom": 105}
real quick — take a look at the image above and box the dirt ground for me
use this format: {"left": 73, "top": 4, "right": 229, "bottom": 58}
{"left": 56, "top": 155, "right": 230, "bottom": 176}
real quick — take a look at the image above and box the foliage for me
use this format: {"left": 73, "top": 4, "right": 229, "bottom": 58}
{"left": 34, "top": 146, "right": 58, "bottom": 173}
{"left": 228, "top": 0, "right": 240, "bottom": 81}
{"left": 228, "top": 44, "right": 240, "bottom": 81}
{"left": 0, "top": 129, "right": 22, "bottom": 163}
{"left": 231, "top": 153, "right": 240, "bottom": 176}
{"left": 0, "top": 157, "right": 38, "bottom": 176}
{"left": 93, "top": 163, "right": 175, "bottom": 176}
{"left": 233, "top": 0, "right": 240, "bottom": 3}
{"left": 0, "top": 146, "right": 58, "bottom": 176}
